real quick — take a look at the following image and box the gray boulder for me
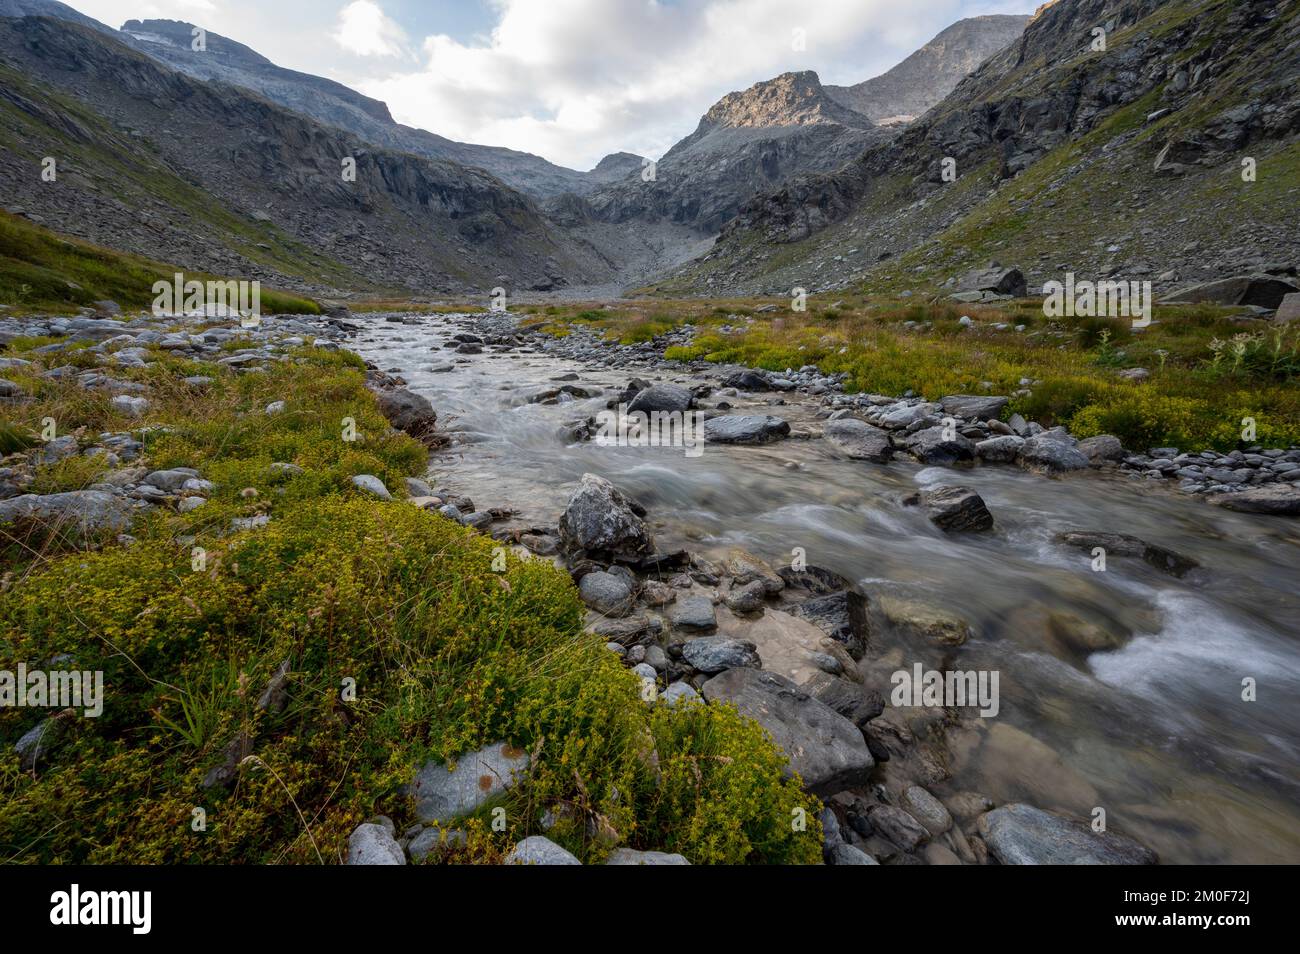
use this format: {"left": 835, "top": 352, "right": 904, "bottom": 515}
{"left": 958, "top": 265, "right": 1026, "bottom": 298}
{"left": 346, "top": 823, "right": 406, "bottom": 865}
{"left": 719, "top": 369, "right": 771, "bottom": 391}
{"left": 907, "top": 485, "right": 994, "bottom": 532}
{"left": 578, "top": 571, "right": 635, "bottom": 617}
{"left": 505, "top": 836, "right": 582, "bottom": 865}
{"left": 977, "top": 803, "right": 1158, "bottom": 865}
{"left": 681, "top": 636, "right": 760, "bottom": 673}
{"left": 940, "top": 394, "right": 1009, "bottom": 421}
{"left": 670, "top": 594, "right": 718, "bottom": 633}
{"left": 701, "top": 668, "right": 873, "bottom": 795}
{"left": 905, "top": 427, "right": 976, "bottom": 465}
{"left": 1164, "top": 274, "right": 1299, "bottom": 310}
{"left": 627, "top": 384, "right": 693, "bottom": 415}
{"left": 1214, "top": 484, "right": 1300, "bottom": 516}
{"left": 1018, "top": 434, "right": 1090, "bottom": 473}
{"left": 792, "top": 590, "right": 870, "bottom": 658}
{"left": 605, "top": 848, "right": 690, "bottom": 865}
{"left": 703, "top": 415, "right": 790, "bottom": 444}
{"left": 558, "top": 474, "right": 652, "bottom": 558}
{"left": 351, "top": 474, "right": 391, "bottom": 500}
{"left": 1077, "top": 434, "right": 1125, "bottom": 463}
{"left": 0, "top": 491, "right": 133, "bottom": 541}
{"left": 976, "top": 435, "right": 1024, "bottom": 462}
{"left": 824, "top": 418, "right": 893, "bottom": 462}
{"left": 374, "top": 386, "right": 439, "bottom": 440}
{"left": 411, "top": 741, "right": 530, "bottom": 823}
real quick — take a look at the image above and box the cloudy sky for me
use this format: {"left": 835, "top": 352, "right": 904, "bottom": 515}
{"left": 64, "top": 0, "right": 1032, "bottom": 170}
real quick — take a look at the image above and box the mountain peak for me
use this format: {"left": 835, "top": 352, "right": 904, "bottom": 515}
{"left": 701, "top": 70, "right": 873, "bottom": 131}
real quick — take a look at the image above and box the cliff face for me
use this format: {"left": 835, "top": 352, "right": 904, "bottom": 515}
{"left": 0, "top": 15, "right": 612, "bottom": 295}
{"left": 825, "top": 15, "right": 1032, "bottom": 123}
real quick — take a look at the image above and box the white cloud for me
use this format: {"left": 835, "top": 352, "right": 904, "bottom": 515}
{"left": 355, "top": 0, "right": 971, "bottom": 169}
{"left": 331, "top": 0, "right": 408, "bottom": 58}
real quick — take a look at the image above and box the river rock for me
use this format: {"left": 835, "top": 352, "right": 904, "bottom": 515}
{"left": 504, "top": 836, "right": 582, "bottom": 865}
{"left": 724, "top": 579, "right": 767, "bottom": 613}
{"left": 1018, "top": 434, "right": 1090, "bottom": 473}
{"left": 1213, "top": 484, "right": 1300, "bottom": 516}
{"left": 1077, "top": 434, "right": 1125, "bottom": 463}
{"left": 670, "top": 595, "right": 718, "bottom": 633}
{"left": 346, "top": 822, "right": 406, "bottom": 865}
{"left": 877, "top": 595, "right": 972, "bottom": 646}
{"left": 792, "top": 590, "right": 870, "bottom": 658}
{"left": 902, "top": 786, "right": 953, "bottom": 836}
{"left": 905, "top": 427, "right": 976, "bottom": 465}
{"left": 373, "top": 386, "right": 439, "bottom": 440}
{"left": 722, "top": 549, "right": 785, "bottom": 594}
{"left": 940, "top": 394, "right": 1009, "bottom": 421}
{"left": 977, "top": 803, "right": 1158, "bottom": 864}
{"left": 907, "top": 485, "right": 993, "bottom": 532}
{"left": 578, "top": 571, "right": 635, "bottom": 617}
{"left": 701, "top": 668, "right": 873, "bottom": 795}
{"left": 558, "top": 473, "right": 652, "bottom": 559}
{"left": 868, "top": 804, "right": 930, "bottom": 851}
{"left": 627, "top": 383, "right": 693, "bottom": 415}
{"left": 411, "top": 741, "right": 530, "bottom": 823}
{"left": 703, "top": 415, "right": 790, "bottom": 444}
{"left": 1056, "top": 530, "right": 1198, "bottom": 576}
{"left": 976, "top": 435, "right": 1024, "bottom": 462}
{"left": 605, "top": 848, "right": 690, "bottom": 865}
{"left": 824, "top": 418, "right": 893, "bottom": 462}
{"left": 681, "top": 636, "right": 760, "bottom": 673}
{"left": 827, "top": 843, "right": 878, "bottom": 865}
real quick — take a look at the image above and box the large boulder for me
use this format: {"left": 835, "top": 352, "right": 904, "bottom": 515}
{"left": 701, "top": 668, "right": 873, "bottom": 795}
{"left": 957, "top": 265, "right": 1026, "bottom": 298}
{"left": 373, "top": 386, "right": 439, "bottom": 440}
{"left": 411, "top": 741, "right": 530, "bottom": 824}
{"left": 0, "top": 491, "right": 133, "bottom": 543}
{"left": 824, "top": 418, "right": 893, "bottom": 462}
{"left": 977, "top": 803, "right": 1158, "bottom": 865}
{"left": 627, "top": 383, "right": 694, "bottom": 415}
{"left": 558, "top": 474, "right": 653, "bottom": 559}
{"left": 703, "top": 415, "right": 790, "bottom": 444}
{"left": 719, "top": 369, "right": 771, "bottom": 391}
{"left": 906, "top": 485, "right": 994, "bottom": 532}
{"left": 1164, "top": 274, "right": 1299, "bottom": 310}
{"left": 1275, "top": 292, "right": 1300, "bottom": 323}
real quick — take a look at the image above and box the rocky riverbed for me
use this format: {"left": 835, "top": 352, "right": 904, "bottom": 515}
{"left": 4, "top": 305, "right": 1299, "bottom": 865}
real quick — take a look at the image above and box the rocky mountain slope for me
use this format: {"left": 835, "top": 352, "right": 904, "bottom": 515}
{"left": 667, "top": 0, "right": 1300, "bottom": 297}
{"left": 563, "top": 71, "right": 888, "bottom": 236}
{"left": 0, "top": 14, "right": 614, "bottom": 296}
{"left": 0, "top": 1, "right": 636, "bottom": 199}
{"left": 825, "top": 15, "right": 1032, "bottom": 123}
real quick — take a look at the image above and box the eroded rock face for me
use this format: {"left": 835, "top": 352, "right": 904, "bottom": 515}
{"left": 977, "top": 803, "right": 1158, "bottom": 865}
{"left": 701, "top": 668, "right": 873, "bottom": 795}
{"left": 411, "top": 742, "right": 530, "bottom": 824}
{"left": 558, "top": 474, "right": 653, "bottom": 559}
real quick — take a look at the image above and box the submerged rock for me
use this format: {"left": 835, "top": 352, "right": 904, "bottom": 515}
{"left": 1056, "top": 529, "right": 1198, "bottom": 576}
{"left": 977, "top": 803, "right": 1158, "bottom": 865}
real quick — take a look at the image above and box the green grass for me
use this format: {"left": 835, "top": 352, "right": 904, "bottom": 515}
{"left": 544, "top": 297, "right": 1300, "bottom": 452}
{"left": 0, "top": 340, "right": 822, "bottom": 864}
{"left": 0, "top": 211, "right": 322, "bottom": 314}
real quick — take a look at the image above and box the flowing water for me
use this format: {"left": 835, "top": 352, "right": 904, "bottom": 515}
{"left": 356, "top": 314, "right": 1300, "bottom": 864}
